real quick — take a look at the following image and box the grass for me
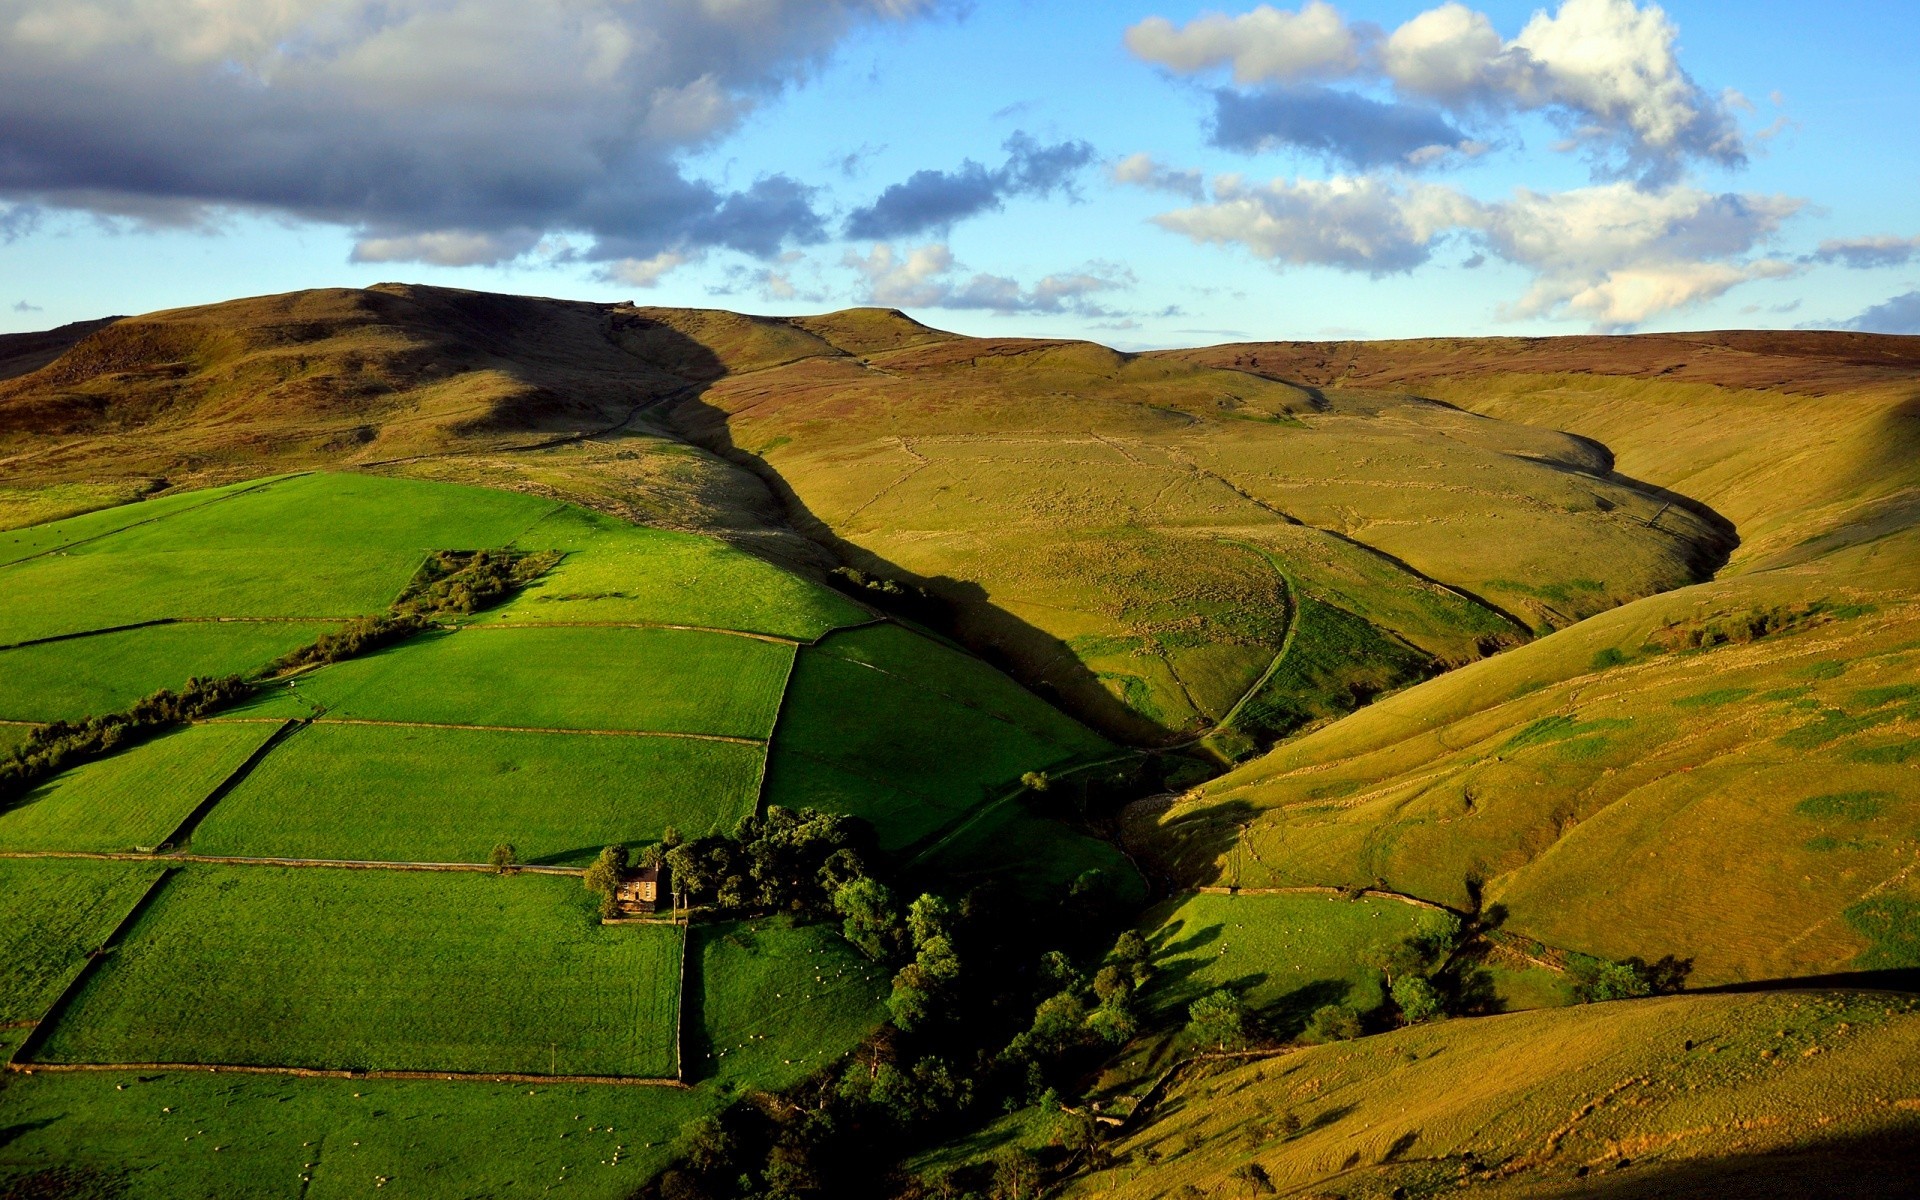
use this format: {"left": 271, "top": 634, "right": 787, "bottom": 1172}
{"left": 495, "top": 506, "right": 869, "bottom": 640}
{"left": 0, "top": 622, "right": 332, "bottom": 721}
{"left": 287, "top": 626, "right": 793, "bottom": 738}
{"left": 190, "top": 723, "right": 763, "bottom": 864}
{"left": 1139, "top": 892, "right": 1454, "bottom": 1036}
{"left": 1059, "top": 991, "right": 1920, "bottom": 1200}
{"left": 0, "top": 474, "right": 560, "bottom": 645}
{"left": 0, "top": 1069, "right": 718, "bottom": 1200}
{"left": 0, "top": 478, "right": 276, "bottom": 567}
{"left": 0, "top": 722, "right": 285, "bottom": 853}
{"left": 1222, "top": 592, "right": 1435, "bottom": 750}
{"left": 917, "top": 800, "right": 1147, "bottom": 909}
{"left": 0, "top": 859, "right": 165, "bottom": 1025}
{"left": 37, "top": 867, "right": 683, "bottom": 1078}
{"left": 691, "top": 918, "right": 890, "bottom": 1092}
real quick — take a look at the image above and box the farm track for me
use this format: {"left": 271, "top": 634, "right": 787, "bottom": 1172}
{"left": 0, "top": 614, "right": 349, "bottom": 654}
{"left": 297, "top": 718, "right": 767, "bottom": 745}
{"left": 0, "top": 475, "right": 287, "bottom": 572}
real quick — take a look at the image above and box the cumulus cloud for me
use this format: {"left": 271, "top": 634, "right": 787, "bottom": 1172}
{"left": 1125, "top": 1, "right": 1366, "bottom": 85}
{"left": 1209, "top": 87, "right": 1485, "bottom": 169}
{"left": 1808, "top": 235, "right": 1920, "bottom": 270}
{"left": 1149, "top": 174, "right": 1800, "bottom": 327}
{"left": 605, "top": 249, "right": 699, "bottom": 289}
{"left": 844, "top": 133, "right": 1095, "bottom": 239}
{"left": 1111, "top": 154, "right": 1206, "bottom": 201}
{"left": 844, "top": 243, "right": 1130, "bottom": 314}
{"left": 0, "top": 0, "right": 936, "bottom": 266}
{"left": 1128, "top": 0, "right": 1746, "bottom": 180}
{"left": 1152, "top": 175, "right": 1480, "bottom": 275}
{"left": 1843, "top": 292, "right": 1920, "bottom": 335}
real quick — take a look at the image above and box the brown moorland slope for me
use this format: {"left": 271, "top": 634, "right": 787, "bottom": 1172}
{"left": 1134, "top": 332, "right": 1920, "bottom": 986}
{"left": 0, "top": 287, "right": 1747, "bottom": 751}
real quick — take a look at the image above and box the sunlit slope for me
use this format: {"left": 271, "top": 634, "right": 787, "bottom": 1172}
{"left": 1063, "top": 991, "right": 1920, "bottom": 1200}
{"left": 664, "top": 326, "right": 1729, "bottom": 743}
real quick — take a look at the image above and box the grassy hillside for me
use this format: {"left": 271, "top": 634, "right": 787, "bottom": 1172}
{"left": 1061, "top": 991, "right": 1920, "bottom": 1200}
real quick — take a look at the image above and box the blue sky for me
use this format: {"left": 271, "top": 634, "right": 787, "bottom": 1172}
{"left": 2, "top": 0, "right": 1916, "bottom": 345}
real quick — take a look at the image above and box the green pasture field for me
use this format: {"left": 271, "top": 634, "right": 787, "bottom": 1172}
{"left": 0, "top": 473, "right": 563, "bottom": 644}
{"left": 289, "top": 627, "right": 792, "bottom": 737}
{"left": 691, "top": 918, "right": 889, "bottom": 1092}
{"left": 0, "top": 621, "right": 331, "bottom": 720}
{"left": 497, "top": 507, "right": 869, "bottom": 640}
{"left": 0, "top": 859, "right": 165, "bottom": 1025}
{"left": 0, "top": 722, "right": 286, "bottom": 853}
{"left": 36, "top": 867, "right": 683, "bottom": 1078}
{"left": 918, "top": 800, "right": 1147, "bottom": 908}
{"left": 191, "top": 723, "right": 763, "bottom": 864}
{"left": 1141, "top": 892, "right": 1454, "bottom": 1035}
{"left": 764, "top": 636, "right": 1103, "bottom": 847}
{"left": 0, "top": 1069, "right": 719, "bottom": 1200}
{"left": 0, "top": 724, "right": 33, "bottom": 756}
{"left": 0, "top": 477, "right": 276, "bottom": 568}
{"left": 816, "top": 623, "right": 1109, "bottom": 754}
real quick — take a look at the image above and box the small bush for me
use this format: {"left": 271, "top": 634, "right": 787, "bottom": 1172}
{"left": 1304, "top": 1003, "right": 1361, "bottom": 1043}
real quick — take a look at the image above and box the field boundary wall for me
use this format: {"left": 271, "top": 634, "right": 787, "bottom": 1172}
{"left": 9, "top": 865, "right": 180, "bottom": 1069}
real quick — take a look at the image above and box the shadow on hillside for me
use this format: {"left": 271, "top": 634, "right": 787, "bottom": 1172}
{"left": 621, "top": 317, "right": 1184, "bottom": 746}
{"left": 1690, "top": 967, "right": 1920, "bottom": 996}
{"left": 1513, "top": 1126, "right": 1920, "bottom": 1199}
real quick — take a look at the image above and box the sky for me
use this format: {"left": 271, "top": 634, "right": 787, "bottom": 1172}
{"left": 1, "top": 0, "right": 1917, "bottom": 346}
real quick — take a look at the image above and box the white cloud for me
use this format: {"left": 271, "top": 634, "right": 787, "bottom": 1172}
{"left": 1145, "top": 172, "right": 1801, "bottom": 327}
{"left": 844, "top": 243, "right": 1130, "bottom": 314}
{"left": 350, "top": 228, "right": 541, "bottom": 267}
{"left": 1125, "top": 2, "right": 1364, "bottom": 85}
{"left": 1152, "top": 174, "right": 1481, "bottom": 274}
{"left": 1111, "top": 153, "right": 1206, "bottom": 201}
{"left": 605, "top": 248, "right": 697, "bottom": 287}
{"left": 1130, "top": 0, "right": 1747, "bottom": 179}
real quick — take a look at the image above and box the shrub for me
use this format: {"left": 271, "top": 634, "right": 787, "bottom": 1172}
{"left": 489, "top": 843, "right": 517, "bottom": 874}
{"left": 1188, "top": 990, "right": 1249, "bottom": 1052}
{"left": 1304, "top": 1003, "right": 1362, "bottom": 1043}
{"left": 1391, "top": 974, "right": 1443, "bottom": 1024}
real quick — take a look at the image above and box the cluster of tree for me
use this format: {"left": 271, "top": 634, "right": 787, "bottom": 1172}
{"left": 826, "top": 567, "right": 953, "bottom": 627}
{"left": 0, "top": 675, "right": 250, "bottom": 803}
{"left": 667, "top": 807, "right": 879, "bottom": 915}
{"left": 645, "top": 869, "right": 1145, "bottom": 1200}
{"left": 394, "top": 548, "right": 562, "bottom": 616}
{"left": 1570, "top": 953, "right": 1691, "bottom": 1002}
{"left": 269, "top": 613, "right": 433, "bottom": 673}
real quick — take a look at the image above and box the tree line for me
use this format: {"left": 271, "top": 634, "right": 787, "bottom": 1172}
{"left": 0, "top": 675, "right": 250, "bottom": 804}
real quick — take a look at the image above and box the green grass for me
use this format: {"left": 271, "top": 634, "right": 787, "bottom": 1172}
{"left": 763, "top": 629, "right": 1108, "bottom": 849}
{"left": 288, "top": 626, "right": 793, "bottom": 737}
{"left": 1795, "top": 791, "right": 1889, "bottom": 821}
{"left": 691, "top": 918, "right": 889, "bottom": 1092}
{"left": 0, "top": 474, "right": 561, "bottom": 645}
{"left": 191, "top": 723, "right": 762, "bottom": 864}
{"left": 1845, "top": 898, "right": 1920, "bottom": 969}
{"left": 37, "top": 867, "right": 683, "bottom": 1077}
{"left": 0, "top": 622, "right": 331, "bottom": 720}
{"left": 917, "top": 801, "right": 1147, "bottom": 908}
{"left": 1224, "top": 594, "right": 1434, "bottom": 748}
{"left": 0, "top": 478, "right": 277, "bottom": 568}
{"left": 497, "top": 507, "right": 869, "bottom": 640}
{"left": 1139, "top": 892, "right": 1453, "bottom": 1036}
{"left": 0, "top": 1068, "right": 718, "bottom": 1200}
{"left": 0, "top": 722, "right": 285, "bottom": 853}
{"left": 0, "top": 859, "right": 165, "bottom": 1024}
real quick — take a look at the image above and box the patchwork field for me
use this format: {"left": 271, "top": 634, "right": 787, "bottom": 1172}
{"left": 0, "top": 721, "right": 286, "bottom": 853}
{"left": 0, "top": 859, "right": 164, "bottom": 1026}
{"left": 286, "top": 626, "right": 792, "bottom": 738}
{"left": 496, "top": 505, "right": 870, "bottom": 640}
{"left": 692, "top": 918, "right": 890, "bottom": 1092}
{"left": 190, "top": 723, "right": 763, "bottom": 864}
{"left": 0, "top": 621, "right": 330, "bottom": 721}
{"left": 1141, "top": 892, "right": 1457, "bottom": 1032}
{"left": 764, "top": 623, "right": 1111, "bottom": 849}
{"left": 35, "top": 867, "right": 684, "bottom": 1078}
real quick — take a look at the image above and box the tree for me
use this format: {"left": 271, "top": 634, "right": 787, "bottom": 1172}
{"left": 582, "top": 844, "right": 628, "bottom": 898}
{"left": 489, "top": 843, "right": 516, "bottom": 874}
{"left": 1392, "top": 974, "right": 1443, "bottom": 1024}
{"left": 990, "top": 1149, "right": 1040, "bottom": 1200}
{"left": 833, "top": 877, "right": 902, "bottom": 961}
{"left": 1187, "top": 990, "right": 1248, "bottom": 1051}
{"left": 637, "top": 842, "right": 665, "bottom": 870}
{"left": 1304, "top": 1003, "right": 1362, "bottom": 1043}
{"left": 1020, "top": 770, "right": 1051, "bottom": 792}
{"left": 1230, "top": 1162, "right": 1276, "bottom": 1195}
